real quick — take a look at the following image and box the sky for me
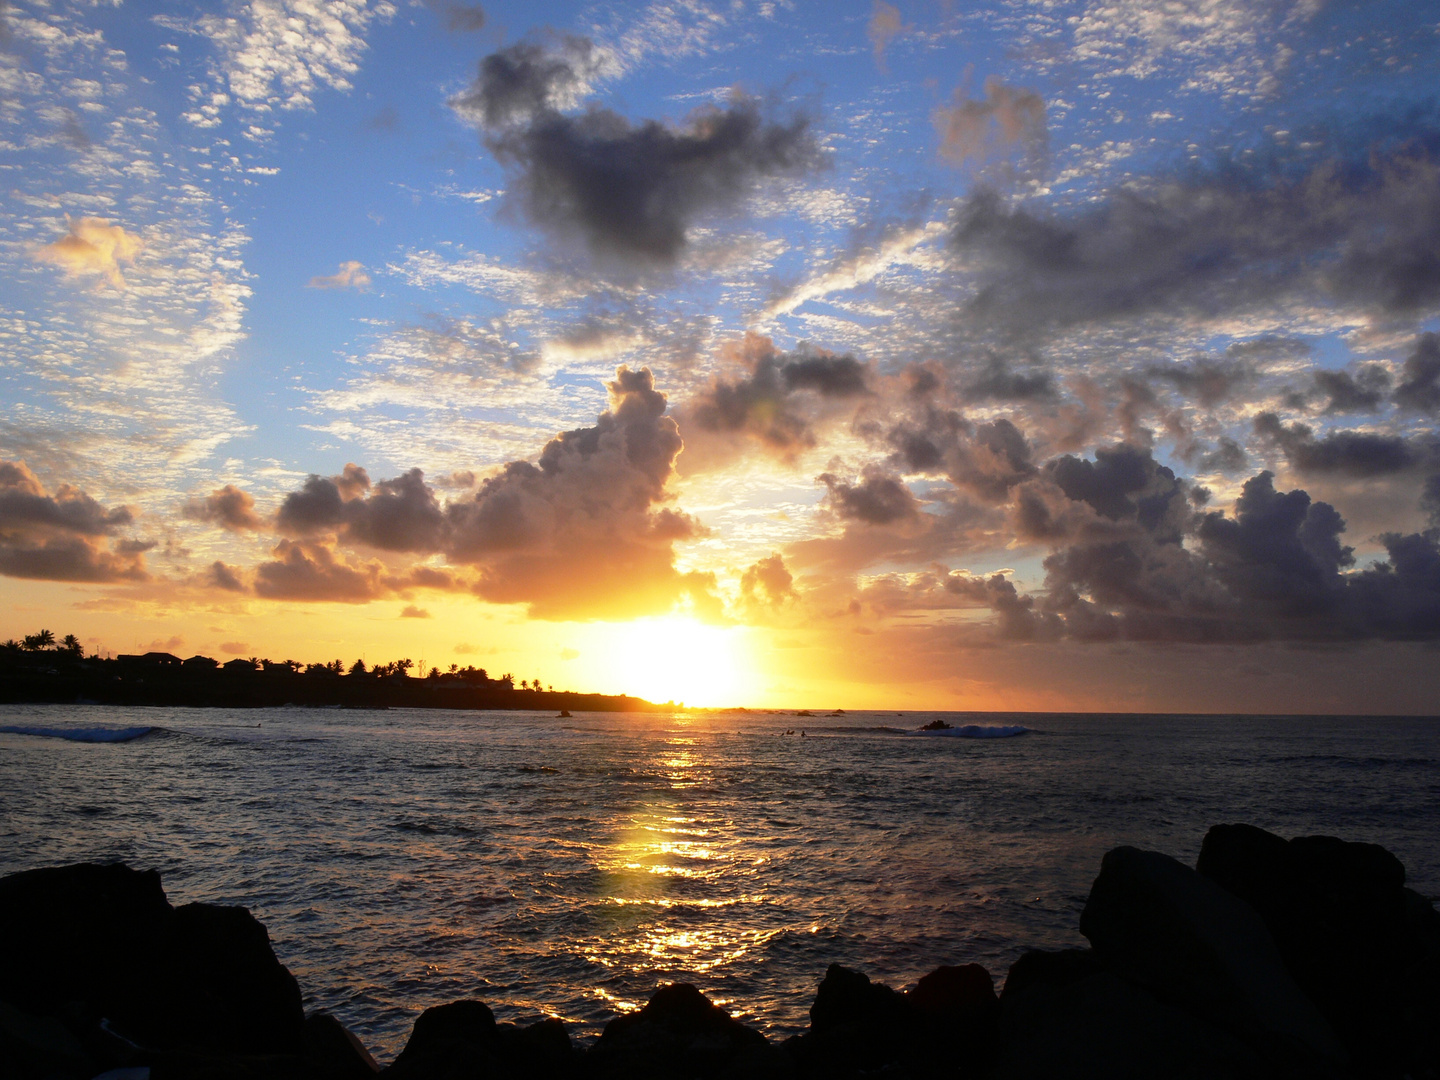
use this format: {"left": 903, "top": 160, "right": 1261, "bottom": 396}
{"left": 2, "top": 0, "right": 1439, "bottom": 712}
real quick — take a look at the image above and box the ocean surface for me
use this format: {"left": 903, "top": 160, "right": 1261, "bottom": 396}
{"left": 2, "top": 704, "right": 1437, "bottom": 1062}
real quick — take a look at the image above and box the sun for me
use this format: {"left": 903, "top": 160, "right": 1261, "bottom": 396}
{"left": 599, "top": 617, "right": 754, "bottom": 708}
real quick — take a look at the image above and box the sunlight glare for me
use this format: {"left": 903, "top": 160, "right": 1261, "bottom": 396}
{"left": 604, "top": 617, "right": 752, "bottom": 707}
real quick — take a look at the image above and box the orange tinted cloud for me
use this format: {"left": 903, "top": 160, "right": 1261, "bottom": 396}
{"left": 34, "top": 217, "right": 142, "bottom": 289}
{"left": 933, "top": 78, "right": 1045, "bottom": 167}
{"left": 307, "top": 260, "right": 372, "bottom": 290}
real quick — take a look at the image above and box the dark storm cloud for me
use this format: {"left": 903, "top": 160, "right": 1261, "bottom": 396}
{"left": 1394, "top": 332, "right": 1440, "bottom": 413}
{"left": 680, "top": 336, "right": 871, "bottom": 459}
{"left": 1253, "top": 413, "right": 1422, "bottom": 477}
{"left": 1198, "top": 436, "right": 1249, "bottom": 475}
{"left": 818, "top": 466, "right": 919, "bottom": 525}
{"left": 182, "top": 484, "right": 264, "bottom": 532}
{"left": 1045, "top": 443, "right": 1192, "bottom": 537}
{"left": 948, "top": 139, "right": 1440, "bottom": 331}
{"left": 454, "top": 37, "right": 820, "bottom": 264}
{"left": 962, "top": 356, "right": 1054, "bottom": 402}
{"left": 1314, "top": 365, "right": 1390, "bottom": 414}
{"left": 944, "top": 444, "right": 1440, "bottom": 643}
{"left": 1149, "top": 357, "right": 1252, "bottom": 407}
{"left": 941, "top": 570, "right": 1059, "bottom": 641}
{"left": 886, "top": 411, "right": 1035, "bottom": 503}
{"left": 343, "top": 469, "right": 446, "bottom": 552}
{"left": 0, "top": 460, "right": 146, "bottom": 582}
{"left": 451, "top": 37, "right": 601, "bottom": 129}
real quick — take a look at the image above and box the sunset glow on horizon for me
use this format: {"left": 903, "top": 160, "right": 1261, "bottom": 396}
{"left": 2, "top": 0, "right": 1439, "bottom": 712}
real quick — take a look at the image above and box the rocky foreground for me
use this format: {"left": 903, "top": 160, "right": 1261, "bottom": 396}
{"left": 3, "top": 824, "right": 1438, "bottom": 1079}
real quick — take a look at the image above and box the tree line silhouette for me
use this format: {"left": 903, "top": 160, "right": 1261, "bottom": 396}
{"left": 0, "top": 630, "right": 654, "bottom": 712}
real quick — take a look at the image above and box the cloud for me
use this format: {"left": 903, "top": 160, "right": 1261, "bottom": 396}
{"left": 0, "top": 461, "right": 147, "bottom": 583}
{"left": 886, "top": 410, "right": 1036, "bottom": 503}
{"left": 677, "top": 333, "right": 870, "bottom": 461}
{"left": 423, "top": 0, "right": 485, "bottom": 33}
{"left": 183, "top": 484, "right": 265, "bottom": 532}
{"left": 819, "top": 465, "right": 920, "bottom": 525}
{"left": 194, "top": 0, "right": 392, "bottom": 114}
{"left": 454, "top": 36, "right": 820, "bottom": 265}
{"left": 740, "top": 553, "right": 795, "bottom": 607}
{"left": 867, "top": 1, "right": 905, "bottom": 68}
{"left": 308, "top": 260, "right": 371, "bottom": 290}
{"left": 1253, "top": 413, "right": 1423, "bottom": 478}
{"left": 933, "top": 78, "right": 1046, "bottom": 169}
{"left": 1394, "top": 332, "right": 1440, "bottom": 413}
{"left": 33, "top": 217, "right": 142, "bottom": 289}
{"left": 962, "top": 356, "right": 1054, "bottom": 402}
{"left": 400, "top": 604, "right": 430, "bottom": 617}
{"left": 938, "top": 450, "right": 1440, "bottom": 644}
{"left": 445, "top": 366, "right": 713, "bottom": 618}
{"left": 262, "top": 366, "right": 714, "bottom": 619}
{"left": 949, "top": 138, "right": 1440, "bottom": 332}
{"left": 220, "top": 641, "right": 250, "bottom": 655}
{"left": 450, "top": 36, "right": 609, "bottom": 129}
{"left": 207, "top": 561, "right": 247, "bottom": 592}
{"left": 253, "top": 539, "right": 388, "bottom": 602}
{"left": 1314, "top": 365, "right": 1390, "bottom": 414}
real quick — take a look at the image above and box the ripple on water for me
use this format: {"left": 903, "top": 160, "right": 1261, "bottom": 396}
{"left": 2, "top": 705, "right": 1437, "bottom": 1061}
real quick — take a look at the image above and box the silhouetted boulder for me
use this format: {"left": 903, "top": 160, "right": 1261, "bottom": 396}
{"left": 0, "top": 863, "right": 307, "bottom": 1069}
{"left": 0, "top": 863, "right": 171, "bottom": 1024}
{"left": 584, "top": 983, "right": 783, "bottom": 1079}
{"left": 999, "top": 948, "right": 1106, "bottom": 1002}
{"left": 0, "top": 999, "right": 100, "bottom": 1080}
{"left": 1079, "top": 845, "right": 1345, "bottom": 1077}
{"left": 1198, "top": 822, "right": 1440, "bottom": 1077}
{"left": 785, "top": 962, "right": 995, "bottom": 1077}
{"left": 994, "top": 966, "right": 1265, "bottom": 1079}
{"left": 305, "top": 1012, "right": 380, "bottom": 1078}
{"left": 386, "top": 1000, "right": 499, "bottom": 1078}
{"left": 386, "top": 1000, "right": 573, "bottom": 1079}
{"left": 143, "top": 901, "right": 306, "bottom": 1056}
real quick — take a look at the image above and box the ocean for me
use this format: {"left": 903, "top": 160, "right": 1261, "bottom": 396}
{"left": 1, "top": 704, "right": 1436, "bottom": 1062}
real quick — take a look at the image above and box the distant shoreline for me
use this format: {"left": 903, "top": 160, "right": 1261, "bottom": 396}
{"left": 0, "top": 649, "right": 664, "bottom": 713}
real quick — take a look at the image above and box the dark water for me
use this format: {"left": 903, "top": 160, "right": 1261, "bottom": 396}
{"left": 1, "top": 705, "right": 1437, "bottom": 1061}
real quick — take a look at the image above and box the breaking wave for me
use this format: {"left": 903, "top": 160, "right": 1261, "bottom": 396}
{"left": 906, "top": 724, "right": 1029, "bottom": 738}
{"left": 0, "top": 724, "right": 160, "bottom": 744}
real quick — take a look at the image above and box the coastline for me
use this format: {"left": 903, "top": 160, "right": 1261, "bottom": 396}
{"left": 3, "top": 822, "right": 1437, "bottom": 1079}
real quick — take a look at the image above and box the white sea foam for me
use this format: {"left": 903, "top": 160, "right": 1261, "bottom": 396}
{"left": 906, "top": 724, "right": 1029, "bottom": 738}
{"left": 0, "top": 724, "right": 158, "bottom": 743}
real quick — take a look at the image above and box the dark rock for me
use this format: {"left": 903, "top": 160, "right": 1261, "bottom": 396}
{"left": 584, "top": 982, "right": 784, "bottom": 1079}
{"left": 786, "top": 963, "right": 992, "bottom": 1078}
{"left": 143, "top": 902, "right": 306, "bottom": 1056}
{"left": 0, "top": 999, "right": 100, "bottom": 1080}
{"left": 495, "top": 1017, "right": 574, "bottom": 1078}
{"left": 1198, "top": 822, "right": 1440, "bottom": 1077}
{"left": 0, "top": 863, "right": 306, "bottom": 1064}
{"left": 387, "top": 1000, "right": 499, "bottom": 1078}
{"left": 387, "top": 1000, "right": 573, "bottom": 1079}
{"left": 1079, "top": 845, "right": 1345, "bottom": 1076}
{"left": 994, "top": 968, "right": 1266, "bottom": 1079}
{"left": 1000, "top": 948, "right": 1106, "bottom": 1002}
{"left": 305, "top": 1012, "right": 380, "bottom": 1078}
{"left": 0, "top": 863, "right": 171, "bottom": 1023}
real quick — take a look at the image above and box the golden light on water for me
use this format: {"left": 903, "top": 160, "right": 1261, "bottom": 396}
{"left": 581, "top": 734, "right": 778, "bottom": 983}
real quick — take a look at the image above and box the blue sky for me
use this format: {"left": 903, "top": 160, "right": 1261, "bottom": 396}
{"left": 3, "top": 0, "right": 1439, "bottom": 710}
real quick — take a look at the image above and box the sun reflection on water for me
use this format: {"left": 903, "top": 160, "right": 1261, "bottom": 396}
{"left": 583, "top": 734, "right": 770, "bottom": 983}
